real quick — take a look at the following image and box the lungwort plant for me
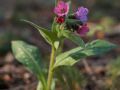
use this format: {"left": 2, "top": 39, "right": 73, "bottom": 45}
{"left": 11, "top": 0, "right": 116, "bottom": 90}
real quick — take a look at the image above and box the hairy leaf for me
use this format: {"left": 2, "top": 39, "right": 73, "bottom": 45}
{"left": 54, "top": 40, "right": 116, "bottom": 68}
{"left": 12, "top": 41, "right": 46, "bottom": 88}
{"left": 63, "top": 30, "right": 85, "bottom": 47}
{"left": 84, "top": 40, "right": 117, "bottom": 56}
{"left": 21, "top": 20, "right": 58, "bottom": 45}
{"left": 37, "top": 81, "right": 43, "bottom": 90}
{"left": 55, "top": 67, "right": 86, "bottom": 90}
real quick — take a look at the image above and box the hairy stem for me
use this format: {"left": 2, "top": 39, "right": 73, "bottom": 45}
{"left": 47, "top": 46, "right": 56, "bottom": 90}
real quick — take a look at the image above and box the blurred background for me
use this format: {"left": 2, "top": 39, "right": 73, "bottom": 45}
{"left": 0, "top": 0, "right": 120, "bottom": 90}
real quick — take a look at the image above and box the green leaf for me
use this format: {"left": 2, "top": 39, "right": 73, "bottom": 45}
{"left": 55, "top": 67, "right": 86, "bottom": 90}
{"left": 53, "top": 47, "right": 85, "bottom": 68}
{"left": 62, "top": 30, "right": 85, "bottom": 47}
{"left": 53, "top": 40, "right": 116, "bottom": 69}
{"left": 83, "top": 40, "right": 117, "bottom": 56}
{"left": 51, "top": 79, "right": 56, "bottom": 90}
{"left": 51, "top": 17, "right": 57, "bottom": 33}
{"left": 37, "top": 81, "right": 43, "bottom": 90}
{"left": 37, "top": 80, "right": 55, "bottom": 90}
{"left": 66, "top": 19, "right": 82, "bottom": 25}
{"left": 54, "top": 57, "right": 77, "bottom": 69}
{"left": 12, "top": 41, "right": 46, "bottom": 87}
{"left": 108, "top": 57, "right": 120, "bottom": 77}
{"left": 21, "top": 20, "right": 58, "bottom": 45}
{"left": 54, "top": 41, "right": 60, "bottom": 50}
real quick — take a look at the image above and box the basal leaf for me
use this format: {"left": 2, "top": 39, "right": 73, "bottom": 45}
{"left": 53, "top": 40, "right": 116, "bottom": 69}
{"left": 37, "top": 81, "right": 44, "bottom": 90}
{"left": 55, "top": 67, "right": 86, "bottom": 90}
{"left": 12, "top": 41, "right": 46, "bottom": 87}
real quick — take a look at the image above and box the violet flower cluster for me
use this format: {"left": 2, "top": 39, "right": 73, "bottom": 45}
{"left": 54, "top": 1, "right": 89, "bottom": 36}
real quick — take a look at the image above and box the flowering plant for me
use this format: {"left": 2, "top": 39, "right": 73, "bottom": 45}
{"left": 11, "top": 0, "right": 116, "bottom": 90}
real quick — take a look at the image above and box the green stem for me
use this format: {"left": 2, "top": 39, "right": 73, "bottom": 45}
{"left": 47, "top": 46, "right": 56, "bottom": 90}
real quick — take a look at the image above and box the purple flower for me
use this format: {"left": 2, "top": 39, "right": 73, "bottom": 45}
{"left": 75, "top": 7, "right": 89, "bottom": 23}
{"left": 54, "top": 1, "right": 69, "bottom": 17}
{"left": 77, "top": 24, "right": 89, "bottom": 36}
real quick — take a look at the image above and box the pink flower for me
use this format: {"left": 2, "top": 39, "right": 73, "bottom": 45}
{"left": 77, "top": 24, "right": 89, "bottom": 36}
{"left": 54, "top": 1, "right": 69, "bottom": 17}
